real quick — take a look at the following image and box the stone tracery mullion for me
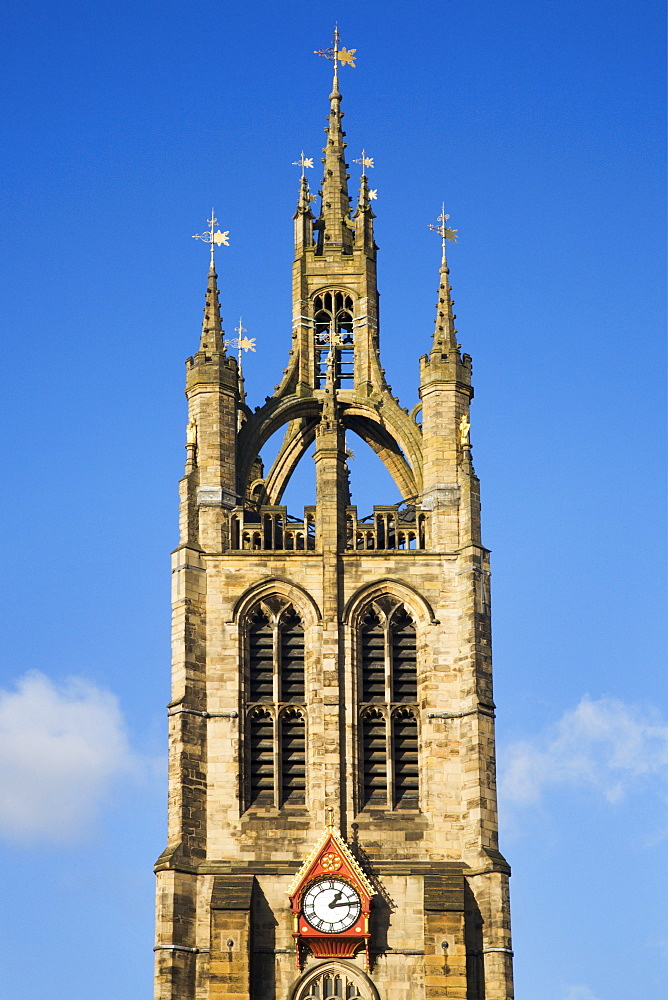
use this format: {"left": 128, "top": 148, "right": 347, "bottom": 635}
{"left": 244, "top": 597, "right": 307, "bottom": 811}
{"left": 357, "top": 597, "right": 419, "bottom": 811}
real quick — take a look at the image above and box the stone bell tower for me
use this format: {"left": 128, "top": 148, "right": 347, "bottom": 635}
{"left": 154, "top": 34, "right": 514, "bottom": 1000}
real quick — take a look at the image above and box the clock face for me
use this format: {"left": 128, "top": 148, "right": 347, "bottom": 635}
{"left": 301, "top": 878, "right": 362, "bottom": 933}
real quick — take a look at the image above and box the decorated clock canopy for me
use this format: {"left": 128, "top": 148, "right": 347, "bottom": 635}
{"left": 288, "top": 812, "right": 375, "bottom": 968}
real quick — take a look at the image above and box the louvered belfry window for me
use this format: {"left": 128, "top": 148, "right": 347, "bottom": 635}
{"left": 361, "top": 611, "right": 385, "bottom": 702}
{"left": 391, "top": 609, "right": 417, "bottom": 702}
{"left": 393, "top": 709, "right": 419, "bottom": 805}
{"left": 281, "top": 708, "right": 306, "bottom": 803}
{"left": 280, "top": 611, "right": 305, "bottom": 702}
{"left": 244, "top": 599, "right": 306, "bottom": 809}
{"left": 358, "top": 599, "right": 419, "bottom": 809}
{"left": 249, "top": 609, "right": 274, "bottom": 702}
{"left": 361, "top": 708, "right": 387, "bottom": 806}
{"left": 249, "top": 708, "right": 274, "bottom": 804}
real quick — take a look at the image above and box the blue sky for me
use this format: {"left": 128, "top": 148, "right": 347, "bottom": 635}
{"left": 0, "top": 1, "right": 665, "bottom": 997}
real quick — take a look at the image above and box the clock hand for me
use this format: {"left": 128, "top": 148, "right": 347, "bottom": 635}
{"left": 327, "top": 890, "right": 343, "bottom": 909}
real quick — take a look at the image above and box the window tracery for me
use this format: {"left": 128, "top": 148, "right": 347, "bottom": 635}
{"left": 358, "top": 598, "right": 419, "bottom": 809}
{"left": 294, "top": 964, "right": 373, "bottom": 1000}
{"left": 313, "top": 290, "right": 354, "bottom": 388}
{"left": 243, "top": 598, "right": 306, "bottom": 808}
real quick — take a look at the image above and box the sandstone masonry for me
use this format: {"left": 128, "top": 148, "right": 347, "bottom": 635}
{"left": 154, "top": 54, "right": 514, "bottom": 1000}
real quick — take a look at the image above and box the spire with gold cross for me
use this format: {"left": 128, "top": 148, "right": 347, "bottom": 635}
{"left": 192, "top": 211, "right": 229, "bottom": 353}
{"left": 428, "top": 204, "right": 460, "bottom": 356}
{"left": 313, "top": 27, "right": 357, "bottom": 253}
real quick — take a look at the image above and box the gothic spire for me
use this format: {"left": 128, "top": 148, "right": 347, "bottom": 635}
{"left": 353, "top": 152, "right": 376, "bottom": 255}
{"left": 296, "top": 173, "right": 314, "bottom": 215}
{"left": 314, "top": 30, "right": 356, "bottom": 254}
{"left": 293, "top": 153, "right": 315, "bottom": 253}
{"left": 192, "top": 212, "right": 229, "bottom": 353}
{"left": 199, "top": 264, "right": 224, "bottom": 353}
{"left": 293, "top": 152, "right": 315, "bottom": 214}
{"left": 429, "top": 205, "right": 459, "bottom": 356}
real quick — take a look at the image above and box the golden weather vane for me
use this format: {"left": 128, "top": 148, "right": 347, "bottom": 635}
{"left": 353, "top": 150, "right": 374, "bottom": 176}
{"left": 192, "top": 210, "right": 230, "bottom": 269}
{"left": 225, "top": 318, "right": 256, "bottom": 378}
{"left": 314, "top": 25, "right": 356, "bottom": 70}
{"left": 292, "top": 151, "right": 314, "bottom": 179}
{"left": 354, "top": 150, "right": 378, "bottom": 200}
{"left": 428, "top": 203, "right": 458, "bottom": 262}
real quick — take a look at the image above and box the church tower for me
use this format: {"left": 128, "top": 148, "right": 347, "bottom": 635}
{"left": 154, "top": 35, "right": 514, "bottom": 1000}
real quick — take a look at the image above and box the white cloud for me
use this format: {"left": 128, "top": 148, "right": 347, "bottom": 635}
{"left": 563, "top": 988, "right": 602, "bottom": 1000}
{"left": 0, "top": 671, "right": 139, "bottom": 842}
{"left": 500, "top": 695, "right": 668, "bottom": 806}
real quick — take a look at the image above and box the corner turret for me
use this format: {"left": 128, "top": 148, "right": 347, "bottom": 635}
{"left": 419, "top": 208, "right": 476, "bottom": 549}
{"left": 183, "top": 215, "right": 240, "bottom": 551}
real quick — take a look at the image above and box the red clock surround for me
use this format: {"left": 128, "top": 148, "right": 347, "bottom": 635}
{"left": 288, "top": 828, "right": 375, "bottom": 969}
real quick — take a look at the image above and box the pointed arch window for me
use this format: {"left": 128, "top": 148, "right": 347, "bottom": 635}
{"left": 243, "top": 598, "right": 307, "bottom": 809}
{"left": 313, "top": 290, "right": 354, "bottom": 388}
{"left": 294, "top": 964, "right": 370, "bottom": 1000}
{"left": 357, "top": 598, "right": 419, "bottom": 810}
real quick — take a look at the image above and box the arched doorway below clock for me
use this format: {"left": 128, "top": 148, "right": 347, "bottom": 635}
{"left": 291, "top": 962, "right": 379, "bottom": 1000}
